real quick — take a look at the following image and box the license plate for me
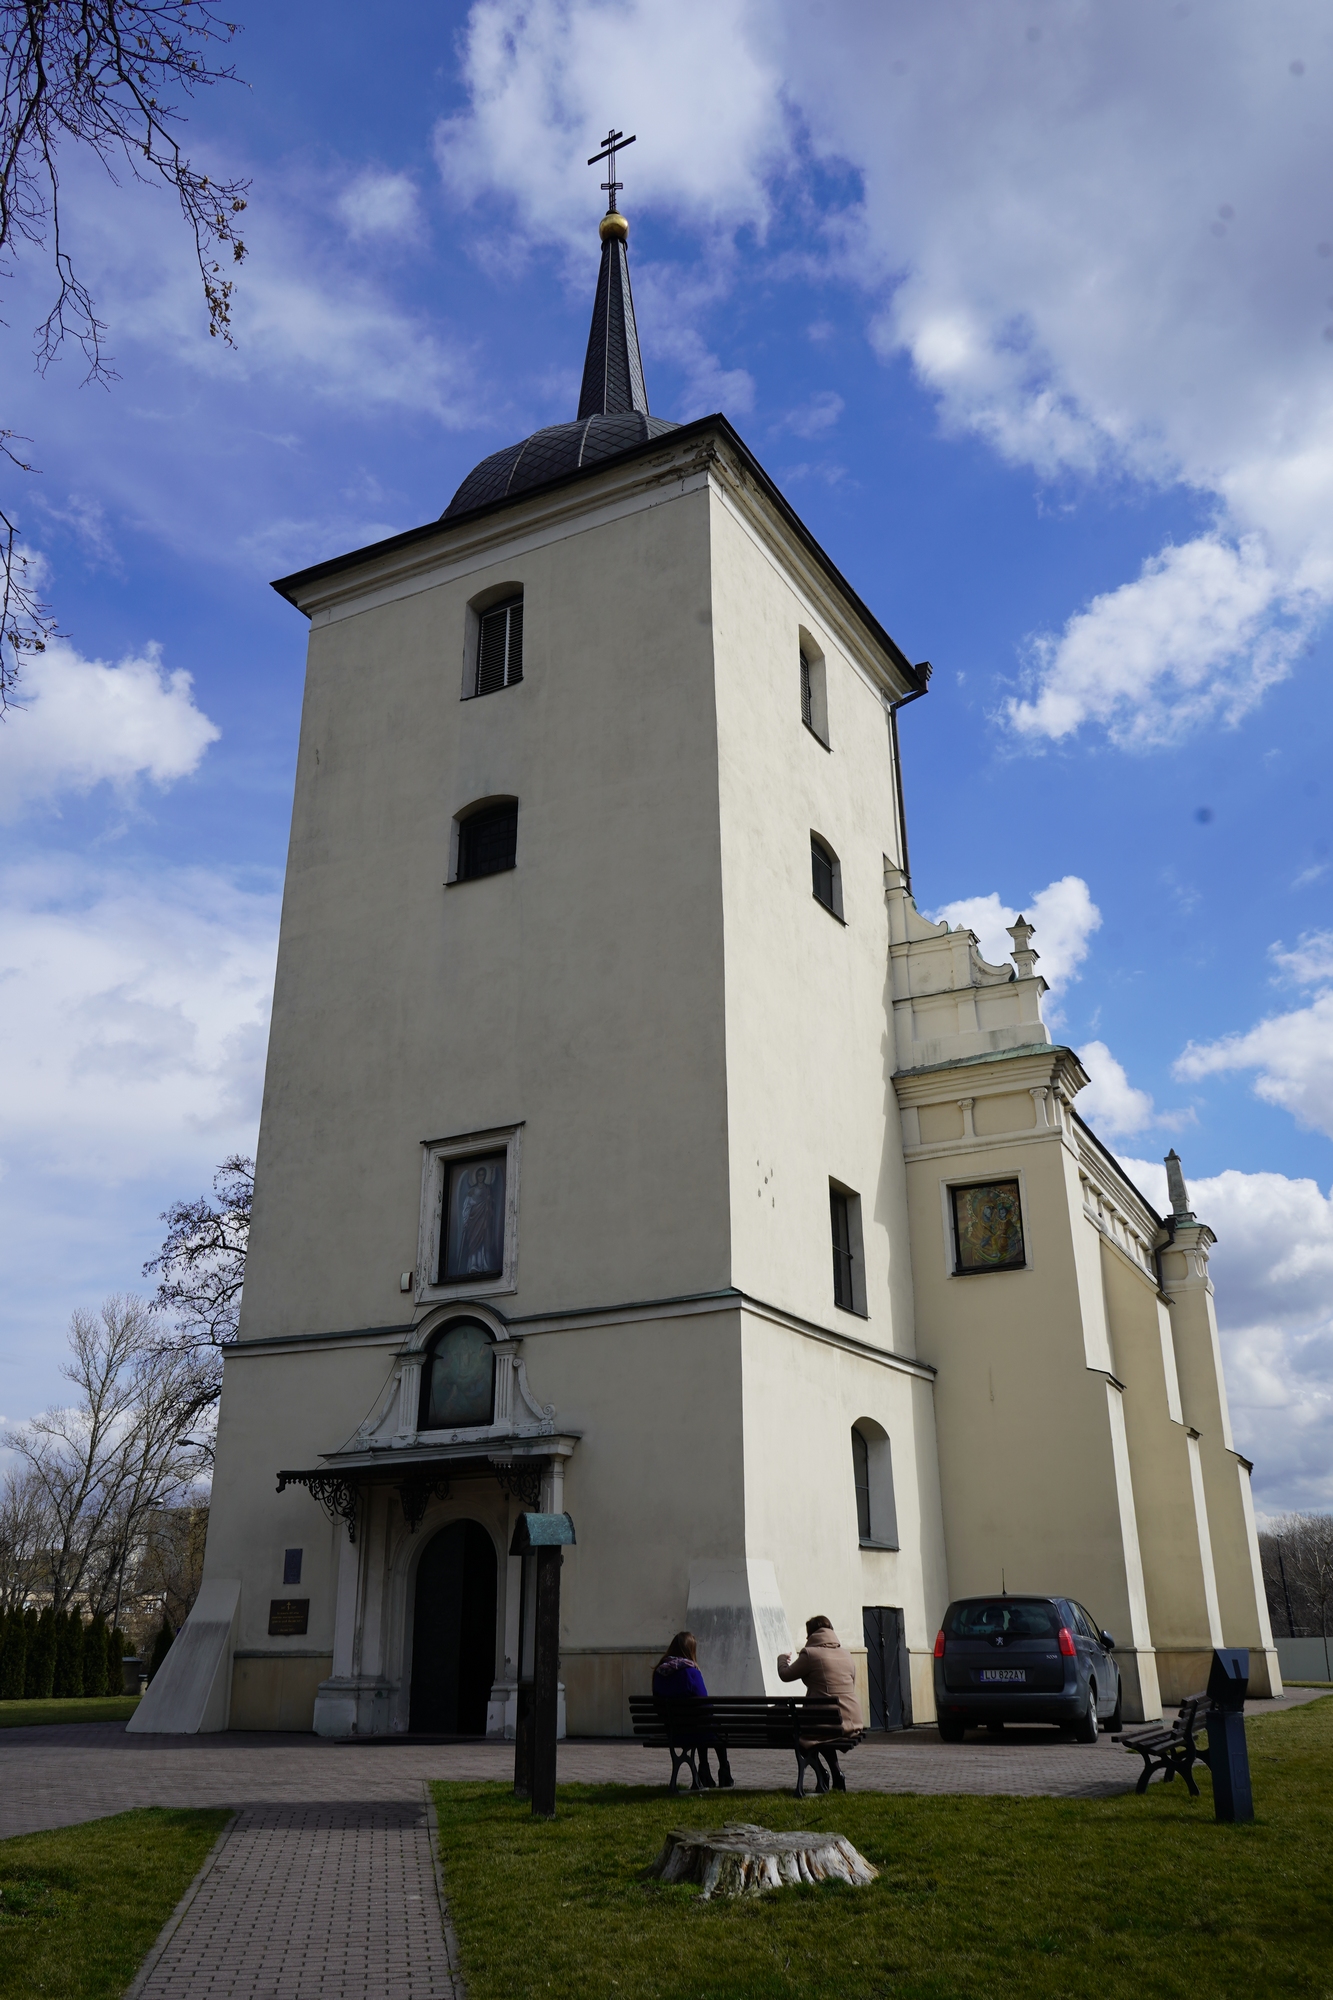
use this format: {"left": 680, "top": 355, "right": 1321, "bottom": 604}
{"left": 979, "top": 1669, "right": 1026, "bottom": 1683}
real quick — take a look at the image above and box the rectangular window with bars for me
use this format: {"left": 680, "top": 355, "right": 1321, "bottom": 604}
{"left": 473, "top": 596, "right": 524, "bottom": 697}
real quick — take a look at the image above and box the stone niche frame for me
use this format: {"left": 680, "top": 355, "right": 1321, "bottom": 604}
{"left": 349, "top": 1299, "right": 556, "bottom": 1455}
{"left": 416, "top": 1122, "right": 522, "bottom": 1303}
{"left": 937, "top": 1164, "right": 1034, "bottom": 1282}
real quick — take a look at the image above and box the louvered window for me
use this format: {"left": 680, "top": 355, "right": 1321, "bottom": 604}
{"left": 474, "top": 596, "right": 524, "bottom": 697}
{"left": 457, "top": 800, "right": 518, "bottom": 880}
{"left": 800, "top": 650, "right": 813, "bottom": 728}
{"left": 852, "top": 1427, "right": 872, "bottom": 1541}
{"left": 831, "top": 1189, "right": 855, "bottom": 1310}
{"left": 811, "top": 835, "right": 838, "bottom": 914}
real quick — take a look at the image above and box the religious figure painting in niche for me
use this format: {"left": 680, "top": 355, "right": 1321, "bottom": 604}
{"left": 441, "top": 1154, "right": 506, "bottom": 1282}
{"left": 951, "top": 1180, "right": 1025, "bottom": 1274}
{"left": 422, "top": 1319, "right": 495, "bottom": 1430}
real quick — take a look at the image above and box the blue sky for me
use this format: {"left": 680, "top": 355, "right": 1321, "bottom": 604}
{"left": 2, "top": 0, "right": 1332, "bottom": 1512}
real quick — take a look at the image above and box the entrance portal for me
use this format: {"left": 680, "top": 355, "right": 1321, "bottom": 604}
{"left": 409, "top": 1519, "right": 498, "bottom": 1734}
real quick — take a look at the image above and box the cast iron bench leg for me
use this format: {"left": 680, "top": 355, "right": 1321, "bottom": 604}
{"left": 1175, "top": 1750, "right": 1201, "bottom": 1799}
{"left": 668, "top": 1745, "right": 701, "bottom": 1793}
{"left": 795, "top": 1747, "right": 830, "bottom": 1798}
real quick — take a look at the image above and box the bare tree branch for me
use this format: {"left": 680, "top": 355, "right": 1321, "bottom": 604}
{"left": 144, "top": 1151, "right": 251, "bottom": 1455}
{"left": 1, "top": 1293, "right": 207, "bottom": 1613}
{"left": 0, "top": 3, "right": 249, "bottom": 707}
{"left": 1260, "top": 1513, "right": 1333, "bottom": 1639}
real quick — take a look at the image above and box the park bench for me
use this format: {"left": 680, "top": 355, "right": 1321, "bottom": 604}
{"left": 629, "top": 1694, "right": 858, "bottom": 1797}
{"left": 1115, "top": 1693, "right": 1211, "bottom": 1796}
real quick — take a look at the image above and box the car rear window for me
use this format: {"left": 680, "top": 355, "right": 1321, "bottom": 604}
{"left": 944, "top": 1599, "right": 1059, "bottom": 1639}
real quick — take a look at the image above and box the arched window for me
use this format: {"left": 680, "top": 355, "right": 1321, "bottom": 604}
{"left": 851, "top": 1420, "right": 899, "bottom": 1548}
{"left": 419, "top": 1319, "right": 496, "bottom": 1431}
{"left": 852, "top": 1427, "right": 872, "bottom": 1541}
{"left": 455, "top": 799, "right": 518, "bottom": 881}
{"left": 811, "top": 834, "right": 842, "bottom": 919}
{"left": 799, "top": 633, "right": 828, "bottom": 744}
{"left": 470, "top": 591, "right": 524, "bottom": 697}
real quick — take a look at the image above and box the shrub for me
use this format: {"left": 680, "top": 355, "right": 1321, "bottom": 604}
{"left": 108, "top": 1625, "right": 127, "bottom": 1694}
{"left": 148, "top": 1619, "right": 174, "bottom": 1683}
{"left": 0, "top": 1609, "right": 27, "bottom": 1699}
{"left": 83, "top": 1613, "right": 109, "bottom": 1697}
{"left": 27, "top": 1608, "right": 55, "bottom": 1699}
{"left": 53, "top": 1610, "right": 85, "bottom": 1699}
{"left": 21, "top": 1607, "right": 39, "bottom": 1695}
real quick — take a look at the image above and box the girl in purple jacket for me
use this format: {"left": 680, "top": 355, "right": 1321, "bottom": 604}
{"left": 652, "top": 1630, "right": 733, "bottom": 1787}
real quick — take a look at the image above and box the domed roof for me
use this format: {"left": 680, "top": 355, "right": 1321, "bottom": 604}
{"left": 442, "top": 201, "right": 677, "bottom": 522}
{"left": 443, "top": 411, "right": 679, "bottom": 519}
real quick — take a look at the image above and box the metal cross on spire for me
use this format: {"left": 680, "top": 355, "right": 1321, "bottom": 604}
{"left": 587, "top": 126, "right": 636, "bottom": 212}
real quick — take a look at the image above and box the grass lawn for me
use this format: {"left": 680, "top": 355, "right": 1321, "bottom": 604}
{"left": 0, "top": 1807, "right": 230, "bottom": 1999}
{"left": 433, "top": 1696, "right": 1333, "bottom": 2000}
{"left": 0, "top": 1698, "right": 139, "bottom": 1731}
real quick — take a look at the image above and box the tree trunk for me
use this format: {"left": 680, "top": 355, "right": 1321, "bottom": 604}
{"left": 649, "top": 1822, "right": 878, "bottom": 1899}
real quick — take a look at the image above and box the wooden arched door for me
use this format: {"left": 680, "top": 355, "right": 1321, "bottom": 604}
{"left": 409, "top": 1519, "right": 497, "bottom": 1734}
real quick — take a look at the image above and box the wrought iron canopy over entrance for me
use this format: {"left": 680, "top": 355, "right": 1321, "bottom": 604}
{"left": 276, "top": 1439, "right": 574, "bottom": 1541}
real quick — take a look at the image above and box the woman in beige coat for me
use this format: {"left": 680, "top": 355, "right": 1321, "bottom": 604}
{"left": 777, "top": 1615, "right": 864, "bottom": 1790}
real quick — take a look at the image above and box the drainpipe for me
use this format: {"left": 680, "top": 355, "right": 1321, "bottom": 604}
{"left": 889, "top": 663, "right": 931, "bottom": 896}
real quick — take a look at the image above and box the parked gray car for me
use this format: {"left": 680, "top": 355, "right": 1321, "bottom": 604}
{"left": 933, "top": 1595, "right": 1122, "bottom": 1741}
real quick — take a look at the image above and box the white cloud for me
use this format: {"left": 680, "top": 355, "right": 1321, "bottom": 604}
{"left": 338, "top": 170, "right": 421, "bottom": 243}
{"left": 0, "top": 640, "right": 219, "bottom": 818}
{"left": 1175, "top": 990, "right": 1333, "bottom": 1139}
{"left": 1123, "top": 1157, "right": 1333, "bottom": 1512}
{"left": 0, "top": 857, "right": 279, "bottom": 1421}
{"left": 0, "top": 857, "right": 277, "bottom": 1182}
{"left": 650, "top": 325, "right": 755, "bottom": 421}
{"left": 72, "top": 157, "right": 477, "bottom": 427}
{"left": 1077, "top": 1041, "right": 1156, "bottom": 1140}
{"left": 782, "top": 391, "right": 844, "bottom": 439}
{"left": 435, "top": 0, "right": 785, "bottom": 253}
{"left": 1271, "top": 929, "right": 1333, "bottom": 985}
{"left": 928, "top": 873, "right": 1101, "bottom": 995}
{"left": 438, "top": 0, "right": 1333, "bottom": 747}
{"left": 1005, "top": 536, "right": 1312, "bottom": 748}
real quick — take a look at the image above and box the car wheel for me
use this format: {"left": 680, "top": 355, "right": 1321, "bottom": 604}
{"left": 1073, "top": 1683, "right": 1099, "bottom": 1743}
{"left": 1107, "top": 1679, "right": 1122, "bottom": 1733}
{"left": 938, "top": 1719, "right": 965, "bottom": 1743}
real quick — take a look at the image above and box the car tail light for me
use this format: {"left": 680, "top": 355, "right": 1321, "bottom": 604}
{"left": 934, "top": 1629, "right": 946, "bottom": 1658}
{"left": 1057, "top": 1626, "right": 1077, "bottom": 1657}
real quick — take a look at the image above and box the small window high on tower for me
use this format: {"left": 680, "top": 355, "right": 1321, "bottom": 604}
{"left": 811, "top": 834, "right": 843, "bottom": 919}
{"left": 799, "top": 632, "right": 829, "bottom": 744}
{"left": 455, "top": 800, "right": 518, "bottom": 881}
{"left": 472, "top": 594, "right": 524, "bottom": 698}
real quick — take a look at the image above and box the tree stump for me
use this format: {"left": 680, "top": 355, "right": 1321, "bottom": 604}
{"left": 648, "top": 1821, "right": 878, "bottom": 1899}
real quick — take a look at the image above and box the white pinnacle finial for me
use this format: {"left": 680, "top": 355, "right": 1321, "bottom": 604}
{"left": 1165, "top": 1149, "right": 1196, "bottom": 1223}
{"left": 1007, "top": 915, "right": 1039, "bottom": 979}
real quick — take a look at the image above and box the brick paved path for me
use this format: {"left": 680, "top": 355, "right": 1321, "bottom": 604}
{"left": 128, "top": 1800, "right": 459, "bottom": 2000}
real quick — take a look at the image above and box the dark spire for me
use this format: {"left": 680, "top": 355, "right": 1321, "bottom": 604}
{"left": 578, "top": 126, "right": 649, "bottom": 419}
{"left": 577, "top": 216, "right": 650, "bottom": 418}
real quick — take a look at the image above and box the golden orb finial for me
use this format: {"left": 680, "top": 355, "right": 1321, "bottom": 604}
{"left": 599, "top": 209, "right": 629, "bottom": 243}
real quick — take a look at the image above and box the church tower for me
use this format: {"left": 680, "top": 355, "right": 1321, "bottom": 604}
{"left": 131, "top": 145, "right": 1277, "bottom": 1739}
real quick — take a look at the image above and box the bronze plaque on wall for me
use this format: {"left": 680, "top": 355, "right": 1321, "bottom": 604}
{"left": 268, "top": 1598, "right": 310, "bottom": 1636}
